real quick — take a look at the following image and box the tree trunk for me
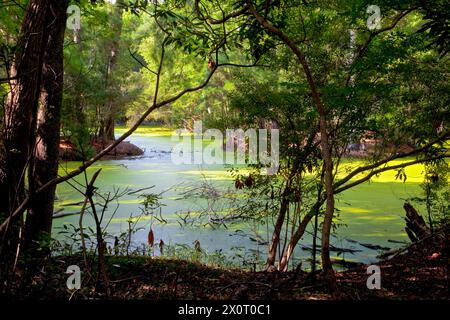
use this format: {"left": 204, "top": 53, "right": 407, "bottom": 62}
{"left": 101, "top": 1, "right": 123, "bottom": 141}
{"left": 0, "top": 0, "right": 51, "bottom": 256}
{"left": 404, "top": 202, "right": 429, "bottom": 242}
{"left": 248, "top": 7, "right": 336, "bottom": 279}
{"left": 320, "top": 132, "right": 335, "bottom": 274}
{"left": 278, "top": 202, "right": 321, "bottom": 271}
{"left": 103, "top": 116, "right": 115, "bottom": 141}
{"left": 24, "top": 0, "right": 69, "bottom": 251}
{"left": 266, "top": 195, "right": 289, "bottom": 270}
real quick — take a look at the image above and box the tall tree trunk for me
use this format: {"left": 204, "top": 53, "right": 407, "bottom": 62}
{"left": 249, "top": 6, "right": 336, "bottom": 281}
{"left": 24, "top": 0, "right": 69, "bottom": 251}
{"left": 311, "top": 179, "right": 324, "bottom": 275}
{"left": 73, "top": 28, "right": 87, "bottom": 132}
{"left": 0, "top": 0, "right": 51, "bottom": 257}
{"left": 319, "top": 128, "right": 335, "bottom": 275}
{"left": 265, "top": 193, "right": 289, "bottom": 269}
{"left": 101, "top": 1, "right": 123, "bottom": 141}
{"left": 278, "top": 202, "right": 320, "bottom": 271}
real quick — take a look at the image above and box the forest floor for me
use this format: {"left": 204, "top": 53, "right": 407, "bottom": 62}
{"left": 5, "top": 228, "right": 449, "bottom": 300}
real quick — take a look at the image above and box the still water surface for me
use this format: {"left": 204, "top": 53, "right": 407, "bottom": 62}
{"left": 52, "top": 128, "right": 425, "bottom": 268}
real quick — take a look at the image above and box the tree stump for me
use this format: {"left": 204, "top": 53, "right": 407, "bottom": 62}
{"left": 404, "top": 202, "right": 429, "bottom": 242}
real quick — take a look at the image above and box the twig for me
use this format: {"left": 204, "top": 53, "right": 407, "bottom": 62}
{"left": 79, "top": 170, "right": 102, "bottom": 281}
{"left": 217, "top": 281, "right": 274, "bottom": 292}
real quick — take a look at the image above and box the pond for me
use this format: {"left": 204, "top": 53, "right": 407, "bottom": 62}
{"left": 52, "top": 126, "right": 426, "bottom": 269}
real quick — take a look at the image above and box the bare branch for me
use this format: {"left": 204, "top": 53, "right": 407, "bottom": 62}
{"left": 194, "top": 0, "right": 249, "bottom": 24}
{"left": 128, "top": 48, "right": 157, "bottom": 75}
{"left": 0, "top": 76, "right": 17, "bottom": 83}
{"left": 334, "top": 154, "right": 450, "bottom": 194}
{"left": 334, "top": 131, "right": 450, "bottom": 190}
{"left": 0, "top": 52, "right": 246, "bottom": 237}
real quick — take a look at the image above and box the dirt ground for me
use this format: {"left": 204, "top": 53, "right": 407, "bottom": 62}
{"left": 3, "top": 230, "right": 449, "bottom": 300}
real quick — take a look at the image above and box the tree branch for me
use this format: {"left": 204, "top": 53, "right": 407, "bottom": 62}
{"left": 333, "top": 131, "right": 450, "bottom": 190}
{"left": 334, "top": 154, "right": 450, "bottom": 194}
{"left": 128, "top": 48, "right": 157, "bottom": 75}
{"left": 0, "top": 76, "right": 17, "bottom": 83}
{"left": 194, "top": 0, "right": 249, "bottom": 24}
{"left": 0, "top": 54, "right": 257, "bottom": 237}
{"left": 346, "top": 8, "right": 416, "bottom": 84}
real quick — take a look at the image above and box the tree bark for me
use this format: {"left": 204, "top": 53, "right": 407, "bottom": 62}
{"left": 266, "top": 191, "right": 289, "bottom": 269}
{"left": 0, "top": 0, "right": 51, "bottom": 256}
{"left": 24, "top": 0, "right": 69, "bottom": 250}
{"left": 100, "top": 1, "right": 123, "bottom": 141}
{"left": 320, "top": 135, "right": 335, "bottom": 275}
{"left": 404, "top": 202, "right": 429, "bottom": 242}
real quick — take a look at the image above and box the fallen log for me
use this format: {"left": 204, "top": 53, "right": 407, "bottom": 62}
{"left": 53, "top": 211, "right": 80, "bottom": 219}
{"left": 387, "top": 239, "right": 409, "bottom": 244}
{"left": 330, "top": 258, "right": 363, "bottom": 269}
{"left": 359, "top": 243, "right": 390, "bottom": 251}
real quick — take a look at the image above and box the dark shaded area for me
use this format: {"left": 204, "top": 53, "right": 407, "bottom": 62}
{"left": 3, "top": 225, "right": 448, "bottom": 300}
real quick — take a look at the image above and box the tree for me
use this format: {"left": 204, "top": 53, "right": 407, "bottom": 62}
{"left": 24, "top": 0, "right": 69, "bottom": 252}
{"left": 193, "top": 0, "right": 449, "bottom": 281}
{"left": 0, "top": 0, "right": 448, "bottom": 291}
{"left": 99, "top": 0, "right": 124, "bottom": 141}
{"left": 0, "top": 0, "right": 254, "bottom": 255}
{"left": 0, "top": 0, "right": 51, "bottom": 260}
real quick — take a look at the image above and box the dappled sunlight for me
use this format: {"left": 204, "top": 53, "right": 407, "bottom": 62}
{"left": 336, "top": 159, "right": 428, "bottom": 183}
{"left": 51, "top": 129, "right": 428, "bottom": 266}
{"left": 1, "top": 0, "right": 448, "bottom": 302}
{"left": 339, "top": 207, "right": 371, "bottom": 214}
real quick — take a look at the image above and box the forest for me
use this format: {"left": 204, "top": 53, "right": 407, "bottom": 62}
{"left": 0, "top": 0, "right": 449, "bottom": 303}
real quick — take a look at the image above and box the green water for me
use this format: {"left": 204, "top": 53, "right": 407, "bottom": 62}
{"left": 53, "top": 127, "right": 427, "bottom": 267}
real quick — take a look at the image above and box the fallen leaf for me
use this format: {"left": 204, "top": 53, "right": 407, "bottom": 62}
{"left": 427, "top": 252, "right": 440, "bottom": 260}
